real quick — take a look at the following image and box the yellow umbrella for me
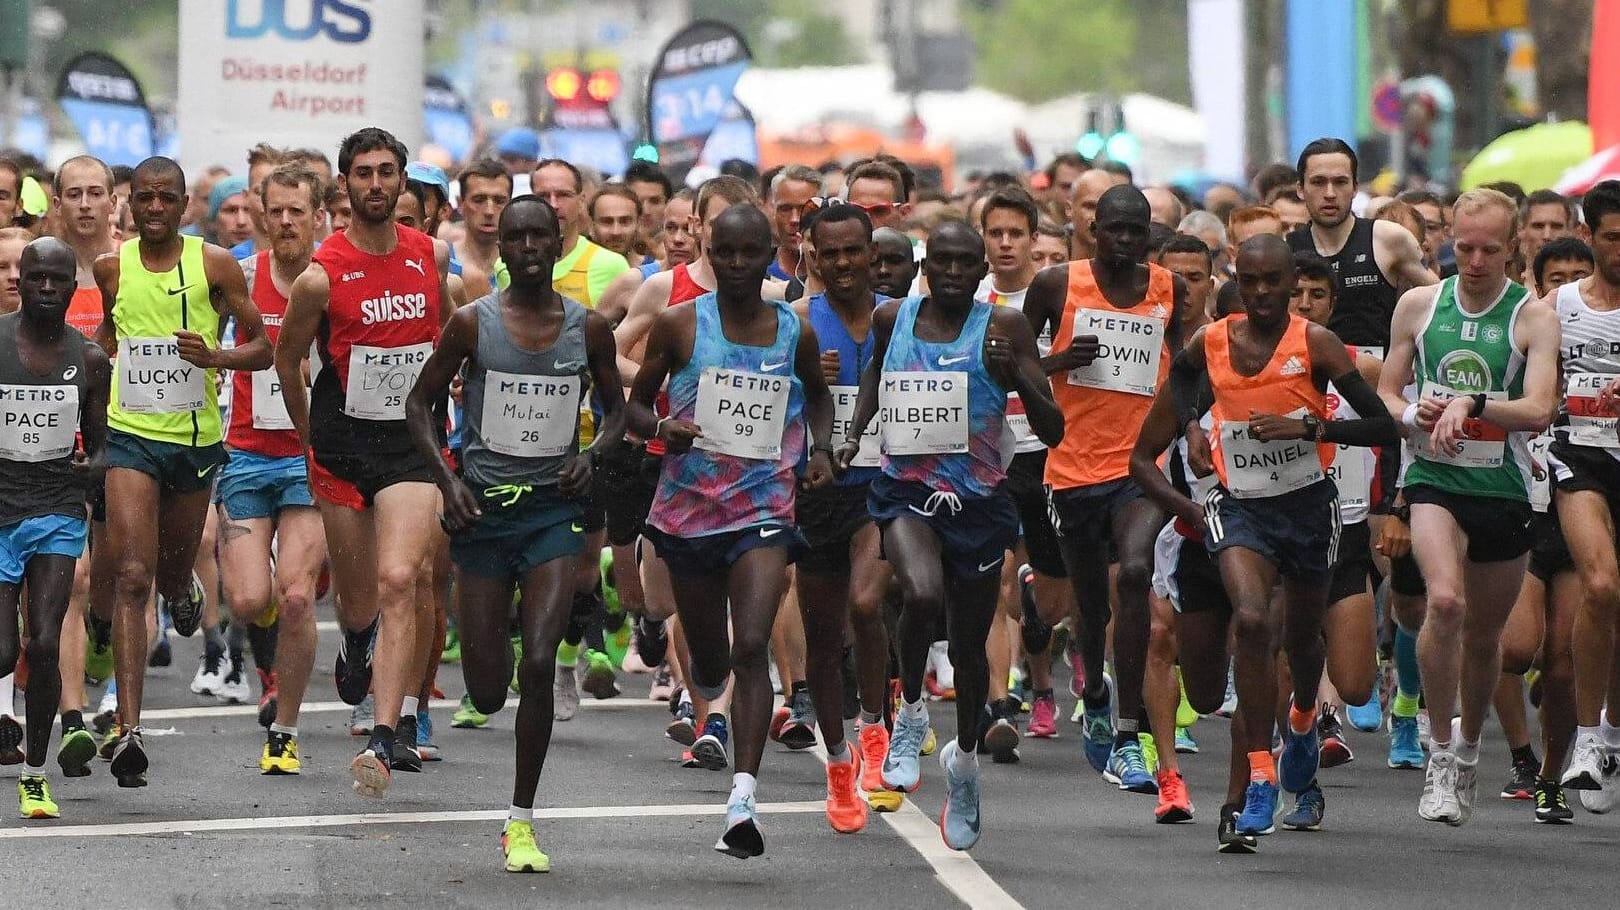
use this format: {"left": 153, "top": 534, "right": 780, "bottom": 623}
{"left": 1460, "top": 121, "right": 1593, "bottom": 192}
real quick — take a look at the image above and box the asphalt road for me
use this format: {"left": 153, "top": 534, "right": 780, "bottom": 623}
{"left": 3, "top": 619, "right": 1615, "bottom": 910}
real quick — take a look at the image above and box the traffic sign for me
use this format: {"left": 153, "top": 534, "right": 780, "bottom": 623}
{"left": 1446, "top": 0, "right": 1527, "bottom": 33}
{"left": 1372, "top": 79, "right": 1402, "bottom": 132}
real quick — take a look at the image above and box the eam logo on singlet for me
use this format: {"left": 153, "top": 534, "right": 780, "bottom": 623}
{"left": 1437, "top": 350, "right": 1492, "bottom": 392}
{"left": 226, "top": 0, "right": 372, "bottom": 44}
{"left": 360, "top": 291, "right": 427, "bottom": 326}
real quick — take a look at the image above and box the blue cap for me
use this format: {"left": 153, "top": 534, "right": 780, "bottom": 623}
{"left": 208, "top": 176, "right": 249, "bottom": 221}
{"left": 406, "top": 161, "right": 450, "bottom": 200}
{"left": 494, "top": 127, "right": 541, "bottom": 160}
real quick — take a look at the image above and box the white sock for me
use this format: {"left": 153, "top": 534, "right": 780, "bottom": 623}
{"left": 22, "top": 762, "right": 45, "bottom": 779}
{"left": 401, "top": 696, "right": 419, "bottom": 717}
{"left": 948, "top": 740, "right": 978, "bottom": 775}
{"left": 0, "top": 673, "right": 14, "bottom": 715}
{"left": 508, "top": 804, "right": 531, "bottom": 823}
{"left": 1454, "top": 737, "right": 1480, "bottom": 765}
{"left": 731, "top": 772, "right": 757, "bottom": 802}
{"left": 900, "top": 698, "right": 927, "bottom": 721}
{"left": 1578, "top": 724, "right": 1603, "bottom": 745}
{"left": 270, "top": 723, "right": 298, "bottom": 738}
{"left": 826, "top": 741, "right": 851, "bottom": 764}
{"left": 1602, "top": 716, "right": 1620, "bottom": 749}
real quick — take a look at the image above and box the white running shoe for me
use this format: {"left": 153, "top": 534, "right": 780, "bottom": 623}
{"left": 928, "top": 640, "right": 955, "bottom": 693}
{"left": 1420, "top": 750, "right": 1463, "bottom": 824}
{"left": 190, "top": 651, "right": 226, "bottom": 697}
{"left": 1563, "top": 733, "right": 1608, "bottom": 790}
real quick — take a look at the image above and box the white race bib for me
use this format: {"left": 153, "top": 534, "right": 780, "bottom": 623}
{"left": 117, "top": 337, "right": 206, "bottom": 414}
{"left": 250, "top": 369, "right": 294, "bottom": 431}
{"left": 829, "top": 384, "right": 880, "bottom": 468}
{"left": 0, "top": 384, "right": 78, "bottom": 462}
{"left": 1327, "top": 443, "right": 1372, "bottom": 514}
{"left": 1412, "top": 381, "right": 1507, "bottom": 468}
{"left": 692, "top": 367, "right": 790, "bottom": 460}
{"left": 1004, "top": 392, "right": 1045, "bottom": 454}
{"left": 1354, "top": 345, "right": 1386, "bottom": 360}
{"left": 880, "top": 371, "right": 968, "bottom": 455}
{"left": 1563, "top": 372, "right": 1620, "bottom": 448}
{"left": 480, "top": 370, "right": 580, "bottom": 458}
{"left": 1528, "top": 433, "right": 1554, "bottom": 512}
{"left": 1218, "top": 414, "right": 1324, "bottom": 498}
{"left": 1066, "top": 309, "right": 1164, "bottom": 396}
{"left": 344, "top": 342, "right": 432, "bottom": 420}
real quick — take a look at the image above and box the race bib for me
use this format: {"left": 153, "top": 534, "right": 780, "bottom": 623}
{"left": 250, "top": 369, "right": 294, "bottom": 431}
{"left": 1004, "top": 392, "right": 1045, "bottom": 454}
{"left": 0, "top": 384, "right": 78, "bottom": 462}
{"left": 117, "top": 337, "right": 207, "bottom": 414}
{"left": 1066, "top": 309, "right": 1163, "bottom": 396}
{"left": 880, "top": 371, "right": 968, "bottom": 455}
{"left": 692, "top": 367, "right": 790, "bottom": 460}
{"left": 1327, "top": 443, "right": 1372, "bottom": 513}
{"left": 344, "top": 342, "right": 432, "bottom": 421}
{"left": 479, "top": 370, "right": 580, "bottom": 458}
{"left": 829, "top": 384, "right": 880, "bottom": 468}
{"left": 1217, "top": 413, "right": 1324, "bottom": 498}
{"left": 1563, "top": 372, "right": 1620, "bottom": 448}
{"left": 1528, "top": 433, "right": 1554, "bottom": 512}
{"left": 1354, "top": 345, "right": 1386, "bottom": 360}
{"left": 1412, "top": 381, "right": 1507, "bottom": 469}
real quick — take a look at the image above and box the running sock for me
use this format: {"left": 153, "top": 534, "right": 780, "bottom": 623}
{"left": 60, "top": 710, "right": 84, "bottom": 733}
{"left": 270, "top": 723, "right": 297, "bottom": 739}
{"left": 1602, "top": 717, "right": 1620, "bottom": 749}
{"left": 203, "top": 624, "right": 227, "bottom": 657}
{"left": 1392, "top": 691, "right": 1420, "bottom": 718}
{"left": 826, "top": 741, "right": 851, "bottom": 764}
{"left": 22, "top": 762, "right": 44, "bottom": 779}
{"left": 246, "top": 620, "right": 278, "bottom": 671}
{"left": 1082, "top": 681, "right": 1110, "bottom": 712}
{"left": 1455, "top": 736, "right": 1480, "bottom": 765}
{"left": 1510, "top": 743, "right": 1538, "bottom": 767}
{"left": 1393, "top": 627, "right": 1421, "bottom": 704}
{"left": 1114, "top": 717, "right": 1139, "bottom": 750}
{"left": 948, "top": 739, "right": 978, "bottom": 775}
{"left": 1578, "top": 724, "right": 1603, "bottom": 744}
{"left": 556, "top": 642, "right": 581, "bottom": 668}
{"left": 0, "top": 673, "right": 13, "bottom": 713}
{"left": 401, "top": 696, "right": 420, "bottom": 718}
{"left": 1288, "top": 703, "right": 1314, "bottom": 736}
{"left": 731, "top": 772, "right": 757, "bottom": 802}
{"left": 1248, "top": 750, "right": 1277, "bottom": 784}
{"left": 899, "top": 697, "right": 927, "bottom": 722}
{"left": 508, "top": 804, "right": 532, "bottom": 824}
{"left": 859, "top": 710, "right": 883, "bottom": 727}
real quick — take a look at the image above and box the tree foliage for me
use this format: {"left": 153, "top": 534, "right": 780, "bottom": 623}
{"left": 965, "top": 0, "right": 1139, "bottom": 102}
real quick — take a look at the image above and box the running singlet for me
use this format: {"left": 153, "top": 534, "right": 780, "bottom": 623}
{"left": 107, "top": 234, "right": 221, "bottom": 447}
{"left": 978, "top": 279, "right": 1047, "bottom": 456}
{"left": 227, "top": 252, "right": 301, "bottom": 457}
{"left": 459, "top": 293, "right": 587, "bottom": 488}
{"left": 67, "top": 286, "right": 103, "bottom": 338}
{"left": 553, "top": 237, "right": 630, "bottom": 307}
{"left": 309, "top": 225, "right": 441, "bottom": 457}
{"left": 1325, "top": 346, "right": 1375, "bottom": 523}
{"left": 1044, "top": 259, "right": 1175, "bottom": 489}
{"left": 646, "top": 293, "right": 805, "bottom": 537}
{"left": 644, "top": 262, "right": 709, "bottom": 458}
{"left": 1553, "top": 279, "right": 1620, "bottom": 458}
{"left": 809, "top": 291, "right": 881, "bottom": 484}
{"left": 1287, "top": 218, "right": 1400, "bottom": 352}
{"left": 0, "top": 312, "right": 91, "bottom": 522}
{"left": 879, "top": 295, "right": 1007, "bottom": 498}
{"left": 1403, "top": 276, "right": 1533, "bottom": 500}
{"left": 1207, "top": 314, "right": 1332, "bottom": 500}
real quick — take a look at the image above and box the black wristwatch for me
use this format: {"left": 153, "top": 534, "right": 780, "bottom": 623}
{"left": 1300, "top": 414, "right": 1323, "bottom": 441}
{"left": 1390, "top": 503, "right": 1411, "bottom": 523}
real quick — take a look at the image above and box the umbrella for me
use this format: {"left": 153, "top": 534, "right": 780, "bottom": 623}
{"left": 1459, "top": 121, "right": 1593, "bottom": 192}
{"left": 1556, "top": 144, "right": 1620, "bottom": 195}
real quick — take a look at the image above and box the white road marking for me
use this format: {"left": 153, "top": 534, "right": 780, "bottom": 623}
{"left": 0, "top": 801, "right": 826, "bottom": 840}
{"left": 138, "top": 698, "right": 663, "bottom": 722}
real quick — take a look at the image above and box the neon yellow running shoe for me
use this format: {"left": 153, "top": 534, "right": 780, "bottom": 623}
{"left": 452, "top": 694, "right": 489, "bottom": 728}
{"left": 19, "top": 776, "right": 59, "bottom": 819}
{"left": 1140, "top": 733, "right": 1160, "bottom": 775}
{"left": 920, "top": 725, "right": 938, "bottom": 756}
{"left": 1175, "top": 667, "right": 1199, "bottom": 730}
{"left": 502, "top": 820, "right": 551, "bottom": 873}
{"left": 260, "top": 732, "right": 301, "bottom": 775}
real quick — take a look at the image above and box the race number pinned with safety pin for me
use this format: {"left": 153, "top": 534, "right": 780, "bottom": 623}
{"left": 693, "top": 367, "right": 789, "bottom": 460}
{"left": 118, "top": 337, "right": 207, "bottom": 414}
{"left": 1066, "top": 309, "right": 1163, "bottom": 396}
{"left": 345, "top": 342, "right": 432, "bottom": 421}
{"left": 828, "top": 384, "right": 881, "bottom": 467}
{"left": 880, "top": 371, "right": 968, "bottom": 455}
{"left": 0, "top": 384, "right": 79, "bottom": 461}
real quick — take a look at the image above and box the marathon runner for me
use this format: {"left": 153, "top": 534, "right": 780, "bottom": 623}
{"left": 407, "top": 194, "right": 624, "bottom": 873}
{"left": 453, "top": 158, "right": 512, "bottom": 295}
{"left": 1377, "top": 188, "right": 1559, "bottom": 826}
{"left": 588, "top": 183, "right": 643, "bottom": 263}
{"left": 0, "top": 236, "right": 110, "bottom": 818}
{"left": 872, "top": 227, "right": 920, "bottom": 301}
{"left": 276, "top": 127, "right": 454, "bottom": 797}
{"left": 767, "top": 165, "right": 822, "bottom": 283}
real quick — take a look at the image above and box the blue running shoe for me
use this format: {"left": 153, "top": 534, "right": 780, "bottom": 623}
{"left": 883, "top": 708, "right": 930, "bottom": 792}
{"left": 1282, "top": 780, "right": 1325, "bottom": 830}
{"left": 1347, "top": 690, "right": 1382, "bottom": 733}
{"left": 1081, "top": 675, "right": 1114, "bottom": 773}
{"left": 1280, "top": 723, "right": 1320, "bottom": 794}
{"left": 1388, "top": 715, "right": 1424, "bottom": 769}
{"left": 938, "top": 741, "right": 982, "bottom": 851}
{"left": 1174, "top": 726, "right": 1199, "bottom": 754}
{"left": 714, "top": 793, "right": 763, "bottom": 858}
{"left": 1236, "top": 780, "right": 1279, "bottom": 835}
{"left": 691, "top": 715, "right": 730, "bottom": 770}
{"left": 1103, "top": 741, "right": 1158, "bottom": 793}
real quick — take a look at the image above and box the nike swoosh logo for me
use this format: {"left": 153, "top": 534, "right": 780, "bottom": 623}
{"left": 196, "top": 464, "right": 216, "bottom": 479}
{"left": 978, "top": 557, "right": 1004, "bottom": 572}
{"left": 554, "top": 361, "right": 585, "bottom": 371}
{"left": 759, "top": 528, "right": 782, "bottom": 538}
{"left": 760, "top": 360, "right": 786, "bottom": 371}
{"left": 938, "top": 355, "right": 969, "bottom": 366}
{"left": 571, "top": 523, "right": 583, "bottom": 533}
{"left": 167, "top": 285, "right": 194, "bottom": 297}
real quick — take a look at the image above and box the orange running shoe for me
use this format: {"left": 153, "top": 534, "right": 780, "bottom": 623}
{"left": 769, "top": 705, "right": 789, "bottom": 743}
{"left": 858, "top": 723, "right": 890, "bottom": 793}
{"left": 826, "top": 749, "right": 867, "bottom": 833}
{"left": 1154, "top": 767, "right": 1194, "bottom": 823}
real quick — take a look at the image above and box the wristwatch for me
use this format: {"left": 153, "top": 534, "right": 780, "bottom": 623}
{"left": 1390, "top": 503, "right": 1411, "bottom": 523}
{"left": 1300, "top": 414, "right": 1322, "bottom": 441}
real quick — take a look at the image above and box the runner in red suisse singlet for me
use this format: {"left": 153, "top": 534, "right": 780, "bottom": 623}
{"left": 228, "top": 250, "right": 302, "bottom": 458}
{"left": 645, "top": 262, "right": 709, "bottom": 457}
{"left": 309, "top": 224, "right": 442, "bottom": 460}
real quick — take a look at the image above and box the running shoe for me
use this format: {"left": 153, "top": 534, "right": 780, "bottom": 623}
{"left": 859, "top": 722, "right": 891, "bottom": 793}
{"left": 780, "top": 688, "right": 817, "bottom": 751}
{"left": 109, "top": 728, "right": 148, "bottom": 788}
{"left": 334, "top": 621, "right": 376, "bottom": 706}
{"left": 825, "top": 750, "right": 867, "bottom": 833}
{"left": 148, "top": 633, "right": 171, "bottom": 668}
{"left": 691, "top": 715, "right": 729, "bottom": 770}
{"left": 18, "top": 776, "right": 58, "bottom": 819}
{"left": 260, "top": 730, "right": 301, "bottom": 775}
{"left": 715, "top": 792, "right": 764, "bottom": 858}
{"left": 1534, "top": 777, "right": 1573, "bottom": 824}
{"left": 769, "top": 705, "right": 789, "bottom": 743}
{"left": 924, "top": 641, "right": 955, "bottom": 700}
{"left": 554, "top": 663, "right": 581, "bottom": 721}
{"left": 921, "top": 725, "right": 938, "bottom": 756}
{"left": 1216, "top": 669, "right": 1238, "bottom": 717}
{"left": 1282, "top": 780, "right": 1326, "bottom": 831}
{"left": 351, "top": 739, "right": 390, "bottom": 798}
{"left": 1080, "top": 675, "right": 1114, "bottom": 773}
{"left": 1154, "top": 767, "right": 1193, "bottom": 823}
{"left": 452, "top": 694, "right": 489, "bottom": 729}
{"left": 190, "top": 649, "right": 225, "bottom": 697}
{"left": 648, "top": 663, "right": 675, "bottom": 702}
{"left": 0, "top": 715, "right": 20, "bottom": 765}
{"left": 1388, "top": 714, "right": 1424, "bottom": 769}
{"left": 160, "top": 571, "right": 206, "bottom": 637}
{"left": 883, "top": 708, "right": 930, "bottom": 792}
{"left": 1174, "top": 726, "right": 1199, "bottom": 754}
{"left": 581, "top": 649, "right": 619, "bottom": 700}
{"left": 97, "top": 727, "right": 119, "bottom": 761}
{"left": 415, "top": 709, "right": 440, "bottom": 762}
{"left": 1318, "top": 704, "right": 1353, "bottom": 769}
{"left": 1104, "top": 741, "right": 1157, "bottom": 793}
{"left": 982, "top": 703, "right": 1021, "bottom": 762}
{"left": 1501, "top": 756, "right": 1538, "bottom": 800}
{"left": 348, "top": 694, "right": 375, "bottom": 736}
{"left": 1579, "top": 751, "right": 1619, "bottom": 814}
{"left": 502, "top": 819, "right": 550, "bottom": 872}
{"left": 1419, "top": 750, "right": 1463, "bottom": 824}
{"left": 1027, "top": 691, "right": 1058, "bottom": 738}
{"left": 1562, "top": 733, "right": 1607, "bottom": 790}
{"left": 256, "top": 669, "right": 279, "bottom": 729}
{"left": 1175, "top": 670, "right": 1198, "bottom": 730}
{"left": 84, "top": 632, "right": 113, "bottom": 685}
{"left": 1280, "top": 720, "right": 1321, "bottom": 793}
{"left": 217, "top": 655, "right": 250, "bottom": 704}
{"left": 666, "top": 698, "right": 697, "bottom": 746}
{"left": 1456, "top": 755, "right": 1479, "bottom": 825}
{"left": 604, "top": 615, "right": 632, "bottom": 670}
{"left": 633, "top": 617, "right": 668, "bottom": 669}
{"left": 439, "top": 626, "right": 461, "bottom": 664}
{"left": 1346, "top": 689, "right": 1383, "bottom": 732}
{"left": 57, "top": 727, "right": 95, "bottom": 778}
{"left": 938, "top": 741, "right": 982, "bottom": 851}
{"left": 1140, "top": 732, "right": 1159, "bottom": 775}
{"left": 391, "top": 716, "right": 423, "bottom": 772}
{"left": 1218, "top": 802, "right": 1257, "bottom": 854}
{"left": 1235, "top": 780, "right": 1279, "bottom": 835}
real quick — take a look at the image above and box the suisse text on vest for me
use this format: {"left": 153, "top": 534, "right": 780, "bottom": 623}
{"left": 361, "top": 292, "right": 428, "bottom": 325}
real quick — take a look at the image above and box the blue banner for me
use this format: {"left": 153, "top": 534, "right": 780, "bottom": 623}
{"left": 424, "top": 75, "right": 474, "bottom": 164}
{"left": 3, "top": 99, "right": 50, "bottom": 161}
{"left": 541, "top": 129, "right": 630, "bottom": 177}
{"left": 699, "top": 101, "right": 758, "bottom": 168}
{"left": 1285, "top": 0, "right": 1357, "bottom": 160}
{"left": 55, "top": 52, "right": 156, "bottom": 167}
{"left": 646, "top": 21, "right": 752, "bottom": 183}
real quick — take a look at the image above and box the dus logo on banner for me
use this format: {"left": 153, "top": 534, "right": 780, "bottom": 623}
{"left": 226, "top": 0, "right": 372, "bottom": 43}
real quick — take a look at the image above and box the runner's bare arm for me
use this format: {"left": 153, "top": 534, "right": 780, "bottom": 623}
{"left": 92, "top": 254, "right": 119, "bottom": 359}
{"left": 192, "top": 244, "right": 270, "bottom": 371}
{"left": 834, "top": 299, "right": 899, "bottom": 472}
{"left": 77, "top": 343, "right": 113, "bottom": 487}
{"left": 1374, "top": 219, "right": 1439, "bottom": 290}
{"left": 626, "top": 305, "right": 698, "bottom": 451}
{"left": 460, "top": 262, "right": 492, "bottom": 302}
{"left": 794, "top": 318, "right": 836, "bottom": 488}
{"left": 1022, "top": 265, "right": 1074, "bottom": 374}
{"left": 583, "top": 310, "right": 628, "bottom": 458}
{"left": 448, "top": 272, "right": 469, "bottom": 310}
{"left": 1166, "top": 272, "right": 1189, "bottom": 353}
{"left": 614, "top": 269, "right": 675, "bottom": 386}
{"left": 1168, "top": 326, "right": 1213, "bottom": 475}
{"left": 596, "top": 268, "right": 645, "bottom": 328}
{"left": 407, "top": 305, "right": 480, "bottom": 529}
{"left": 1286, "top": 324, "right": 1399, "bottom": 446}
{"left": 276, "top": 264, "right": 330, "bottom": 451}
{"left": 1378, "top": 285, "right": 1434, "bottom": 425}
{"left": 435, "top": 238, "right": 455, "bottom": 329}
{"left": 988, "top": 305, "right": 1063, "bottom": 447}
{"left": 1129, "top": 388, "right": 1204, "bottom": 535}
